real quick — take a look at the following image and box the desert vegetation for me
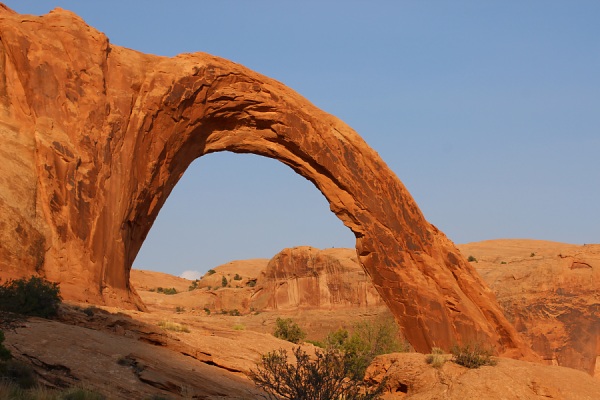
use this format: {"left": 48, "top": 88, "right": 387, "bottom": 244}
{"left": 273, "top": 317, "right": 306, "bottom": 344}
{"left": 451, "top": 342, "right": 496, "bottom": 368}
{"left": 0, "top": 276, "right": 61, "bottom": 318}
{"left": 158, "top": 320, "right": 190, "bottom": 333}
{"left": 425, "top": 347, "right": 447, "bottom": 368}
{"left": 250, "top": 346, "right": 385, "bottom": 400}
{"left": 318, "top": 316, "right": 408, "bottom": 379}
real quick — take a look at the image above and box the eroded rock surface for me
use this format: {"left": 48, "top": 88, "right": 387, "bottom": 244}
{"left": 460, "top": 240, "right": 600, "bottom": 376}
{"left": 0, "top": 6, "right": 531, "bottom": 356}
{"left": 366, "top": 352, "right": 600, "bottom": 400}
{"left": 251, "top": 247, "right": 385, "bottom": 310}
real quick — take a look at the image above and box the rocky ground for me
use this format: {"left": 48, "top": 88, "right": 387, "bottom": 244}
{"left": 2, "top": 240, "right": 600, "bottom": 399}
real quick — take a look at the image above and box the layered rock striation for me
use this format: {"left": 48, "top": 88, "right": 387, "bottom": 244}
{"left": 251, "top": 247, "right": 384, "bottom": 310}
{"left": 461, "top": 240, "right": 600, "bottom": 376}
{"left": 0, "top": 6, "right": 531, "bottom": 356}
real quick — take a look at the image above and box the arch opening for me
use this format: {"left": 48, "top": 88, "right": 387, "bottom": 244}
{"left": 133, "top": 151, "right": 355, "bottom": 278}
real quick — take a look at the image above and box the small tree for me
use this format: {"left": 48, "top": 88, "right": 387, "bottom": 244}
{"left": 273, "top": 318, "right": 306, "bottom": 344}
{"left": 250, "top": 347, "right": 385, "bottom": 400}
{"left": 0, "top": 276, "right": 61, "bottom": 318}
{"left": 233, "top": 273, "right": 242, "bottom": 280}
{"left": 221, "top": 276, "right": 228, "bottom": 287}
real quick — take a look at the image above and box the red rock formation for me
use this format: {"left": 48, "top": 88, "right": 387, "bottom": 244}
{"left": 461, "top": 240, "right": 600, "bottom": 376}
{"left": 0, "top": 7, "right": 532, "bottom": 357}
{"left": 365, "top": 352, "right": 600, "bottom": 400}
{"left": 250, "top": 247, "right": 384, "bottom": 310}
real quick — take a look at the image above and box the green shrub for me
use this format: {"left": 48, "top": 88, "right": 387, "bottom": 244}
{"left": 273, "top": 318, "right": 306, "bottom": 344}
{"left": 203, "top": 307, "right": 211, "bottom": 315}
{"left": 467, "top": 255, "right": 477, "bottom": 262}
{"left": 233, "top": 324, "right": 245, "bottom": 331}
{"left": 156, "top": 287, "right": 177, "bottom": 295}
{"left": 175, "top": 306, "right": 185, "bottom": 313}
{"left": 233, "top": 274, "right": 242, "bottom": 281}
{"left": 0, "top": 331, "right": 11, "bottom": 361}
{"left": 221, "top": 276, "right": 228, "bottom": 287}
{"left": 451, "top": 343, "right": 497, "bottom": 369}
{"left": 250, "top": 346, "right": 385, "bottom": 400}
{"left": 228, "top": 309, "right": 240, "bottom": 316}
{"left": 247, "top": 279, "right": 257, "bottom": 287}
{"left": 325, "top": 316, "right": 408, "bottom": 379}
{"left": 0, "top": 276, "right": 61, "bottom": 318}
{"left": 206, "top": 269, "right": 216, "bottom": 276}
{"left": 188, "top": 280, "right": 199, "bottom": 291}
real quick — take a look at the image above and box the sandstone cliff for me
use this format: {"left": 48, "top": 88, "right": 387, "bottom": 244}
{"left": 460, "top": 240, "right": 600, "bottom": 377}
{"left": 251, "top": 247, "right": 384, "bottom": 310}
{"left": 0, "top": 6, "right": 530, "bottom": 356}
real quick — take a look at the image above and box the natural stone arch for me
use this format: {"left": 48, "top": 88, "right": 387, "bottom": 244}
{"left": 0, "top": 7, "right": 532, "bottom": 357}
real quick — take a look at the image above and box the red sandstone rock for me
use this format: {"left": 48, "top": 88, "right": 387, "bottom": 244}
{"left": 251, "top": 246, "right": 385, "bottom": 310}
{"left": 365, "top": 352, "right": 600, "bottom": 399}
{"left": 0, "top": 7, "right": 532, "bottom": 357}
{"left": 460, "top": 240, "right": 600, "bottom": 377}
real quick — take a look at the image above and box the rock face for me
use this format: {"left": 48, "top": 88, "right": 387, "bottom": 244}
{"left": 0, "top": 7, "right": 531, "bottom": 356}
{"left": 4, "top": 310, "right": 270, "bottom": 399}
{"left": 460, "top": 240, "right": 600, "bottom": 376}
{"left": 365, "top": 352, "right": 600, "bottom": 400}
{"left": 251, "top": 247, "right": 384, "bottom": 310}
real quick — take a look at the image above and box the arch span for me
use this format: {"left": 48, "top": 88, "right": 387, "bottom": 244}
{"left": 0, "top": 8, "right": 532, "bottom": 357}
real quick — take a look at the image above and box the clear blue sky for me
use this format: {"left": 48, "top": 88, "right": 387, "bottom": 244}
{"left": 7, "top": 1, "right": 599, "bottom": 277}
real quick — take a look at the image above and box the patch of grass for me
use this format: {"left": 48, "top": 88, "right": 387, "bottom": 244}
{"left": 451, "top": 343, "right": 497, "bottom": 369}
{"left": 0, "top": 381, "right": 106, "bottom": 399}
{"left": 60, "top": 387, "right": 106, "bottom": 399}
{"left": 158, "top": 321, "right": 190, "bottom": 333}
{"left": 425, "top": 347, "right": 447, "bottom": 368}
{"left": 0, "top": 359, "right": 38, "bottom": 389}
{"left": 233, "top": 324, "right": 245, "bottom": 331}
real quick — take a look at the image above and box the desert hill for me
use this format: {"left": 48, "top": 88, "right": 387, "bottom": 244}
{"left": 133, "top": 240, "right": 600, "bottom": 378}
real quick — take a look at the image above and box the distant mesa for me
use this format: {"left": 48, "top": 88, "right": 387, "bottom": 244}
{"left": 0, "top": 6, "right": 530, "bottom": 357}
